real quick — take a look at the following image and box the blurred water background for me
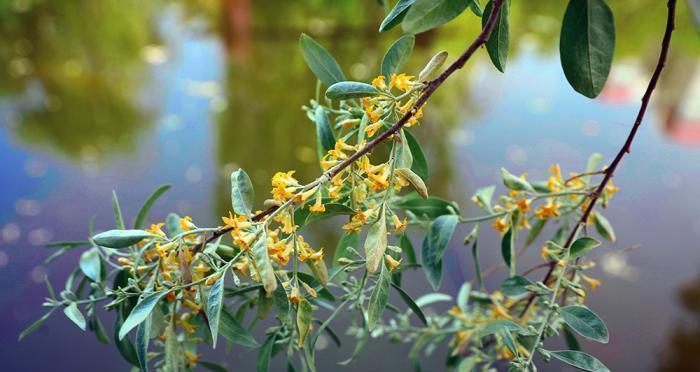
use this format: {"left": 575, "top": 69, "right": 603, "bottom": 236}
{"left": 1, "top": 0, "right": 700, "bottom": 370}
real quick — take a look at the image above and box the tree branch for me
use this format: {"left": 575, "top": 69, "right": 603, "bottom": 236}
{"left": 520, "top": 0, "right": 677, "bottom": 317}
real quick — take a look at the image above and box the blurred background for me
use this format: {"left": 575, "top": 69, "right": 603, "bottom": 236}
{"left": 1, "top": 0, "right": 699, "bottom": 370}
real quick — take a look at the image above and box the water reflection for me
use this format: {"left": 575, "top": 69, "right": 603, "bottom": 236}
{"left": 658, "top": 272, "right": 700, "bottom": 371}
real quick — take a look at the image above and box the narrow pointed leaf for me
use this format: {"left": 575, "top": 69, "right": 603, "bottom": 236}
{"left": 421, "top": 214, "right": 459, "bottom": 290}
{"left": 482, "top": 0, "right": 509, "bottom": 72}
{"left": 379, "top": 0, "right": 416, "bottom": 32}
{"left": 119, "top": 291, "right": 169, "bottom": 340}
{"left": 206, "top": 270, "right": 227, "bottom": 348}
{"left": 391, "top": 282, "right": 427, "bottom": 326}
{"left": 368, "top": 262, "right": 392, "bottom": 329}
{"left": 296, "top": 301, "right": 313, "bottom": 346}
{"left": 550, "top": 350, "right": 611, "bottom": 372}
{"left": 19, "top": 310, "right": 54, "bottom": 341}
{"left": 134, "top": 184, "right": 171, "bottom": 229}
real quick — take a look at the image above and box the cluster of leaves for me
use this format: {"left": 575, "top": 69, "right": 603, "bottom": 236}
{"left": 23, "top": 0, "right": 633, "bottom": 371}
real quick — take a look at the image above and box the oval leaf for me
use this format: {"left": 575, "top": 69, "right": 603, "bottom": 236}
{"left": 119, "top": 291, "right": 170, "bottom": 340}
{"left": 396, "top": 168, "right": 428, "bottom": 199}
{"left": 421, "top": 214, "right": 459, "bottom": 290}
{"left": 560, "top": 305, "right": 609, "bottom": 343}
{"left": 402, "top": 0, "right": 473, "bottom": 34}
{"left": 93, "top": 229, "right": 153, "bottom": 249}
{"left": 364, "top": 205, "right": 388, "bottom": 274}
{"left": 560, "top": 0, "right": 615, "bottom": 98}
{"left": 296, "top": 300, "right": 313, "bottom": 346}
{"left": 550, "top": 350, "right": 611, "bottom": 372}
{"left": 79, "top": 248, "right": 102, "bottom": 282}
{"left": 381, "top": 34, "right": 415, "bottom": 78}
{"left": 231, "top": 169, "right": 254, "bottom": 216}
{"left": 251, "top": 233, "right": 277, "bottom": 293}
{"left": 569, "top": 236, "right": 601, "bottom": 259}
{"left": 368, "top": 262, "right": 392, "bottom": 329}
{"left": 299, "top": 33, "right": 345, "bottom": 86}
{"left": 63, "top": 303, "right": 87, "bottom": 331}
{"left": 326, "top": 81, "right": 381, "bottom": 100}
{"left": 482, "top": 0, "right": 509, "bottom": 72}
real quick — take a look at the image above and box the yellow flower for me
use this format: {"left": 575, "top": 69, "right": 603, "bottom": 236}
{"left": 179, "top": 216, "right": 195, "bottom": 232}
{"left": 581, "top": 274, "right": 601, "bottom": 290}
{"left": 288, "top": 286, "right": 303, "bottom": 304}
{"left": 309, "top": 192, "right": 325, "bottom": 214}
{"left": 301, "top": 281, "right": 318, "bottom": 298}
{"left": 390, "top": 73, "right": 414, "bottom": 91}
{"left": 371, "top": 75, "right": 387, "bottom": 90}
{"left": 385, "top": 254, "right": 402, "bottom": 271}
{"left": 389, "top": 214, "right": 407, "bottom": 234}
{"left": 184, "top": 350, "right": 199, "bottom": 367}
{"left": 514, "top": 198, "right": 530, "bottom": 213}
{"left": 366, "top": 163, "right": 391, "bottom": 191}
{"left": 492, "top": 217, "right": 509, "bottom": 234}
{"left": 604, "top": 180, "right": 619, "bottom": 198}
{"left": 146, "top": 223, "right": 166, "bottom": 237}
{"left": 364, "top": 120, "right": 384, "bottom": 138}
{"left": 534, "top": 201, "right": 560, "bottom": 219}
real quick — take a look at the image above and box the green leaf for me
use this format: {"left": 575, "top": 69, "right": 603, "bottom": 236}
{"left": 593, "top": 212, "right": 616, "bottom": 242}
{"left": 421, "top": 214, "right": 459, "bottom": 290}
{"left": 396, "top": 168, "right": 428, "bottom": 199}
{"left": 394, "top": 194, "right": 459, "bottom": 219}
{"left": 256, "top": 332, "right": 277, "bottom": 372}
{"left": 63, "top": 303, "right": 87, "bottom": 331}
{"left": 119, "top": 291, "right": 169, "bottom": 340}
{"left": 163, "top": 323, "right": 185, "bottom": 371}
{"left": 391, "top": 282, "right": 427, "bottom": 326}
{"left": 219, "top": 306, "right": 258, "bottom": 348}
{"left": 482, "top": 0, "right": 509, "bottom": 72}
{"left": 325, "top": 81, "right": 381, "bottom": 100}
{"left": 398, "top": 233, "right": 417, "bottom": 264}
{"left": 414, "top": 292, "right": 452, "bottom": 307}
{"left": 381, "top": 34, "right": 415, "bottom": 77}
{"left": 473, "top": 186, "right": 495, "bottom": 212}
{"left": 89, "top": 316, "right": 109, "bottom": 344}
{"left": 135, "top": 316, "right": 151, "bottom": 372}
{"left": 395, "top": 130, "right": 413, "bottom": 170}
{"left": 314, "top": 106, "right": 336, "bottom": 161}
{"left": 299, "top": 33, "right": 345, "bottom": 87}
{"left": 199, "top": 361, "right": 229, "bottom": 372}
{"left": 550, "top": 350, "right": 610, "bottom": 372}
{"left": 112, "top": 191, "right": 125, "bottom": 229}
{"left": 477, "top": 319, "right": 527, "bottom": 338}
{"left": 560, "top": 305, "right": 609, "bottom": 343}
{"left": 273, "top": 277, "right": 291, "bottom": 325}
{"left": 417, "top": 50, "right": 448, "bottom": 82}
{"left": 501, "top": 168, "right": 534, "bottom": 192}
{"left": 564, "top": 325, "right": 582, "bottom": 351}
{"left": 469, "top": 0, "right": 483, "bottom": 16}
{"left": 79, "top": 248, "right": 101, "bottom": 282}
{"left": 569, "top": 236, "right": 601, "bottom": 259}
{"left": 457, "top": 282, "right": 471, "bottom": 311}
{"left": 165, "top": 213, "right": 184, "bottom": 236}
{"left": 560, "top": 0, "right": 615, "bottom": 98}
{"left": 305, "top": 203, "right": 354, "bottom": 224}
{"left": 404, "top": 130, "right": 428, "bottom": 180}
{"left": 364, "top": 205, "right": 388, "bottom": 274}
{"left": 134, "top": 184, "right": 171, "bottom": 229}
{"left": 231, "top": 169, "right": 254, "bottom": 216}
{"left": 379, "top": 0, "right": 416, "bottom": 32}
{"left": 206, "top": 270, "right": 227, "bottom": 348}
{"left": 469, "top": 229, "right": 484, "bottom": 291}
{"left": 296, "top": 301, "right": 313, "bottom": 346}
{"left": 500, "top": 227, "right": 514, "bottom": 270}
{"left": 334, "top": 231, "right": 359, "bottom": 265}
{"left": 252, "top": 233, "right": 277, "bottom": 293}
{"left": 402, "top": 0, "right": 473, "bottom": 34}
{"left": 368, "top": 262, "right": 392, "bottom": 329}
{"left": 93, "top": 229, "right": 154, "bottom": 249}
{"left": 45, "top": 241, "right": 91, "bottom": 249}
{"left": 18, "top": 310, "right": 54, "bottom": 341}
{"left": 114, "top": 311, "right": 140, "bottom": 366}
{"left": 500, "top": 275, "right": 532, "bottom": 297}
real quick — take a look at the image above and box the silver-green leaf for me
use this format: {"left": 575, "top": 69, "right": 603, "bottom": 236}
{"left": 231, "top": 169, "right": 254, "bottom": 216}
{"left": 550, "top": 350, "right": 611, "bottom": 372}
{"left": 325, "top": 81, "right": 381, "bottom": 100}
{"left": 381, "top": 34, "right": 415, "bottom": 78}
{"left": 421, "top": 214, "right": 459, "bottom": 290}
{"left": 560, "top": 305, "right": 609, "bottom": 343}
{"left": 299, "top": 33, "right": 345, "bottom": 87}
{"left": 93, "top": 229, "right": 154, "bottom": 249}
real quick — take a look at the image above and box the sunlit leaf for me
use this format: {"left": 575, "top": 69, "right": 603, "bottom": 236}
{"left": 231, "top": 169, "right": 254, "bottom": 216}
{"left": 325, "top": 81, "right": 381, "bottom": 100}
{"left": 79, "top": 248, "right": 101, "bottom": 282}
{"left": 364, "top": 205, "right": 388, "bottom": 273}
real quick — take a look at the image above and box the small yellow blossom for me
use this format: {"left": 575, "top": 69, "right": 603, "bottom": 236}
{"left": 514, "top": 198, "right": 530, "bottom": 213}
{"left": 390, "top": 73, "right": 414, "bottom": 91}
{"left": 581, "top": 274, "right": 601, "bottom": 290}
{"left": 385, "top": 254, "right": 402, "bottom": 271}
{"left": 492, "top": 217, "right": 509, "bottom": 234}
{"left": 371, "top": 75, "right": 387, "bottom": 90}
{"left": 146, "top": 223, "right": 166, "bottom": 237}
{"left": 184, "top": 350, "right": 199, "bottom": 367}
{"left": 534, "top": 201, "right": 560, "bottom": 219}
{"left": 364, "top": 120, "right": 384, "bottom": 138}
{"left": 389, "top": 214, "right": 407, "bottom": 234}
{"left": 179, "top": 216, "right": 196, "bottom": 232}
{"left": 309, "top": 192, "right": 326, "bottom": 214}
{"left": 301, "top": 281, "right": 318, "bottom": 298}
